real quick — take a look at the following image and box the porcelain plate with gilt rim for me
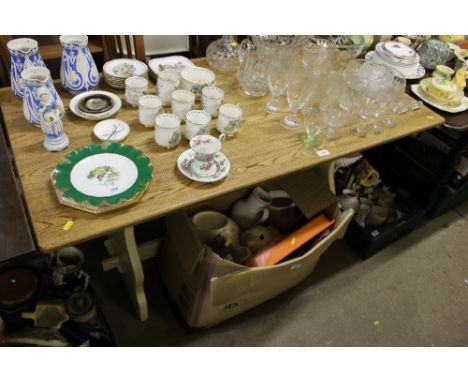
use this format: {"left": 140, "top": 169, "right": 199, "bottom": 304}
{"left": 177, "top": 149, "right": 230, "bottom": 183}
{"left": 410, "top": 84, "right": 468, "bottom": 113}
{"left": 148, "top": 56, "right": 195, "bottom": 78}
{"left": 51, "top": 143, "right": 153, "bottom": 213}
{"left": 365, "top": 51, "right": 425, "bottom": 79}
{"left": 69, "top": 91, "right": 122, "bottom": 121}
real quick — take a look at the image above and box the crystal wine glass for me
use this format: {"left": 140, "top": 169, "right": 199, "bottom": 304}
{"left": 264, "top": 49, "right": 290, "bottom": 113}
{"left": 281, "top": 60, "right": 310, "bottom": 130}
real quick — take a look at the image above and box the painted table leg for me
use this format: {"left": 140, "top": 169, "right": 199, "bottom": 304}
{"left": 104, "top": 226, "right": 148, "bottom": 322}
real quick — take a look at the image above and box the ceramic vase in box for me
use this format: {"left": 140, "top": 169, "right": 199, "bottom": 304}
{"left": 7, "top": 38, "right": 46, "bottom": 99}
{"left": 22, "top": 67, "right": 64, "bottom": 127}
{"left": 60, "top": 35, "right": 99, "bottom": 94}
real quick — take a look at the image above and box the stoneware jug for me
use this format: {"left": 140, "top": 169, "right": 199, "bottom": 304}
{"left": 40, "top": 104, "right": 70, "bottom": 152}
{"left": 231, "top": 187, "right": 272, "bottom": 228}
{"left": 7, "top": 38, "right": 46, "bottom": 99}
{"left": 22, "top": 67, "right": 64, "bottom": 127}
{"left": 191, "top": 211, "right": 240, "bottom": 245}
{"left": 60, "top": 35, "right": 99, "bottom": 94}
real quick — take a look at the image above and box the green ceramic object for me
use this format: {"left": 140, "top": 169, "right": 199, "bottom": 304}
{"left": 51, "top": 143, "right": 153, "bottom": 213}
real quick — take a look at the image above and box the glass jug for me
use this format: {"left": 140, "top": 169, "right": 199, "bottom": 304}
{"left": 237, "top": 38, "right": 268, "bottom": 97}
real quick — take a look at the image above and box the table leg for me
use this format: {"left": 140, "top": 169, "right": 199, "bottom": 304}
{"left": 103, "top": 226, "right": 160, "bottom": 322}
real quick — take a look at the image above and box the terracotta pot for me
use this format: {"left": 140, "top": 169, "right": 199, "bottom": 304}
{"left": 240, "top": 225, "right": 281, "bottom": 254}
{"left": 267, "top": 190, "right": 303, "bottom": 233}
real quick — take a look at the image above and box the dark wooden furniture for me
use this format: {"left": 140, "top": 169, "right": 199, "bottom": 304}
{"left": 0, "top": 125, "right": 35, "bottom": 261}
{"left": 101, "top": 36, "right": 146, "bottom": 62}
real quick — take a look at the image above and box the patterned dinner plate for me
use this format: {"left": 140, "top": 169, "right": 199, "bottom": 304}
{"left": 177, "top": 149, "right": 230, "bottom": 183}
{"left": 51, "top": 143, "right": 153, "bottom": 213}
{"left": 148, "top": 55, "right": 195, "bottom": 79}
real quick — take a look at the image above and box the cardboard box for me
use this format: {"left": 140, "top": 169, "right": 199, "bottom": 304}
{"left": 159, "top": 166, "right": 353, "bottom": 328}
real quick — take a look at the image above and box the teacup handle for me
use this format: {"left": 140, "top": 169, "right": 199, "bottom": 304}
{"left": 218, "top": 133, "right": 226, "bottom": 143}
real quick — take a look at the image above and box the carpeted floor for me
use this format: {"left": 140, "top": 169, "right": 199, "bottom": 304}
{"left": 82, "top": 199, "right": 468, "bottom": 346}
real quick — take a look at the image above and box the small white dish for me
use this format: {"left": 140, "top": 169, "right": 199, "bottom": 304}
{"left": 177, "top": 149, "right": 230, "bottom": 183}
{"left": 411, "top": 84, "right": 468, "bottom": 113}
{"left": 93, "top": 119, "right": 130, "bottom": 142}
{"left": 366, "top": 51, "right": 425, "bottom": 79}
{"left": 69, "top": 91, "right": 122, "bottom": 120}
{"left": 148, "top": 55, "right": 195, "bottom": 78}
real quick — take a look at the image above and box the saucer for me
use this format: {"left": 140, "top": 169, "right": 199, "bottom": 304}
{"left": 70, "top": 91, "right": 122, "bottom": 121}
{"left": 411, "top": 84, "right": 468, "bottom": 113}
{"left": 177, "top": 149, "right": 230, "bottom": 183}
{"left": 78, "top": 94, "right": 114, "bottom": 114}
{"left": 93, "top": 119, "right": 130, "bottom": 142}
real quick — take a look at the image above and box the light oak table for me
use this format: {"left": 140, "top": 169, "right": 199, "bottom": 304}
{"left": 0, "top": 58, "right": 445, "bottom": 320}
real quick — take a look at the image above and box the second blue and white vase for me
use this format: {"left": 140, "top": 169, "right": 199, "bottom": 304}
{"left": 22, "top": 67, "right": 64, "bottom": 127}
{"left": 60, "top": 35, "right": 99, "bottom": 94}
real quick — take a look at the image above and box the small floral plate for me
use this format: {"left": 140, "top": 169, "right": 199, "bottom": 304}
{"left": 177, "top": 149, "right": 230, "bottom": 183}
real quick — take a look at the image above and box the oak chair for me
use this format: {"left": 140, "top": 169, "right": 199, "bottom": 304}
{"left": 102, "top": 35, "right": 146, "bottom": 62}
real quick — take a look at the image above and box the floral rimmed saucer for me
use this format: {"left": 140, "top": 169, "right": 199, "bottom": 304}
{"left": 177, "top": 149, "right": 230, "bottom": 183}
{"left": 51, "top": 143, "right": 153, "bottom": 213}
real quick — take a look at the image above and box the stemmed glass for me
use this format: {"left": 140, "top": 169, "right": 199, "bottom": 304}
{"left": 298, "top": 105, "right": 323, "bottom": 148}
{"left": 264, "top": 49, "right": 290, "bottom": 113}
{"left": 281, "top": 59, "right": 310, "bottom": 130}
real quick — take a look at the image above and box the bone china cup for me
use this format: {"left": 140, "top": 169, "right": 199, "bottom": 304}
{"left": 216, "top": 104, "right": 243, "bottom": 137}
{"left": 189, "top": 134, "right": 224, "bottom": 177}
{"left": 180, "top": 67, "right": 215, "bottom": 98}
{"left": 202, "top": 86, "right": 224, "bottom": 117}
{"left": 124, "top": 76, "right": 148, "bottom": 107}
{"left": 185, "top": 110, "right": 211, "bottom": 140}
{"left": 138, "top": 95, "right": 162, "bottom": 128}
{"left": 171, "top": 89, "right": 195, "bottom": 121}
{"left": 154, "top": 113, "right": 181, "bottom": 149}
{"left": 157, "top": 69, "right": 180, "bottom": 106}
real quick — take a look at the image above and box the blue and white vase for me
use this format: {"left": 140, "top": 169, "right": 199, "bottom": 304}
{"left": 60, "top": 35, "right": 99, "bottom": 94}
{"left": 40, "top": 104, "right": 70, "bottom": 152}
{"left": 7, "top": 38, "right": 46, "bottom": 99}
{"left": 21, "top": 67, "right": 64, "bottom": 127}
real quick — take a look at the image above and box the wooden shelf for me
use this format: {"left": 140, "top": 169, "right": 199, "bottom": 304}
{"left": 38, "top": 39, "right": 103, "bottom": 60}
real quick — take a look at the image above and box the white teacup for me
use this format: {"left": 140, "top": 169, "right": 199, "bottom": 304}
{"left": 171, "top": 89, "right": 195, "bottom": 121}
{"left": 190, "top": 134, "right": 225, "bottom": 177}
{"left": 180, "top": 67, "right": 215, "bottom": 99}
{"left": 157, "top": 69, "right": 180, "bottom": 106}
{"left": 216, "top": 104, "right": 243, "bottom": 137}
{"left": 202, "top": 86, "right": 224, "bottom": 117}
{"left": 154, "top": 113, "right": 181, "bottom": 149}
{"left": 185, "top": 110, "right": 211, "bottom": 140}
{"left": 125, "top": 76, "right": 148, "bottom": 107}
{"left": 138, "top": 95, "right": 162, "bottom": 128}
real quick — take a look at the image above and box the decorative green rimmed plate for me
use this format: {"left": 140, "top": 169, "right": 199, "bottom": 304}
{"left": 51, "top": 143, "right": 153, "bottom": 213}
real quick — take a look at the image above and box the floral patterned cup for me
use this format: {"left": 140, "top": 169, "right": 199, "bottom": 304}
{"left": 138, "top": 95, "right": 162, "bottom": 128}
{"left": 185, "top": 110, "right": 211, "bottom": 140}
{"left": 171, "top": 89, "right": 195, "bottom": 121}
{"left": 216, "top": 104, "right": 243, "bottom": 137}
{"left": 202, "top": 86, "right": 224, "bottom": 117}
{"left": 154, "top": 113, "right": 181, "bottom": 149}
{"left": 157, "top": 69, "right": 180, "bottom": 106}
{"left": 190, "top": 134, "right": 225, "bottom": 177}
{"left": 125, "top": 76, "right": 148, "bottom": 107}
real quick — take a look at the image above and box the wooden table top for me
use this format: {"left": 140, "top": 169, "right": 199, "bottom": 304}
{"left": 0, "top": 58, "right": 445, "bottom": 252}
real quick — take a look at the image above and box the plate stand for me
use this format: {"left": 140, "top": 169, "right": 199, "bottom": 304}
{"left": 102, "top": 226, "right": 161, "bottom": 322}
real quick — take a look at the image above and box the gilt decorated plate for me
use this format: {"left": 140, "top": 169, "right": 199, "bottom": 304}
{"left": 51, "top": 143, "right": 153, "bottom": 213}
